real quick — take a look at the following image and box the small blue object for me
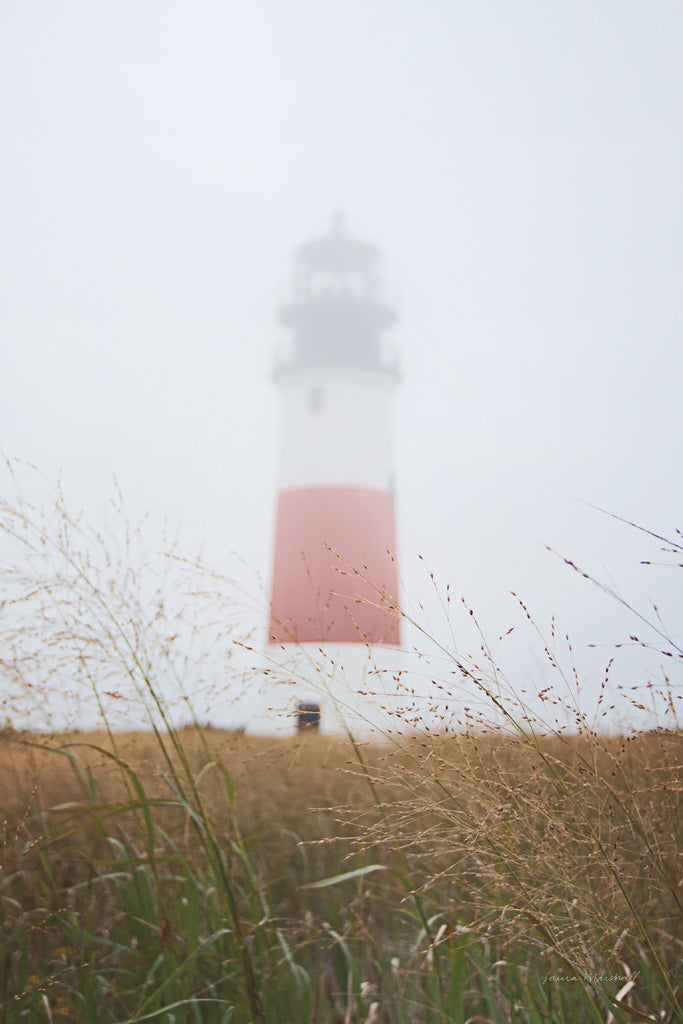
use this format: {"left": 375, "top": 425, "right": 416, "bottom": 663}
{"left": 297, "top": 702, "right": 321, "bottom": 731}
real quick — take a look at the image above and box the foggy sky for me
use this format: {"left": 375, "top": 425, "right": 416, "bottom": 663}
{"left": 2, "top": 1, "right": 682, "bottom": 729}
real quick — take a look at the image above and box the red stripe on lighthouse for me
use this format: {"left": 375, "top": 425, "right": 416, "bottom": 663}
{"left": 269, "top": 486, "right": 400, "bottom": 645}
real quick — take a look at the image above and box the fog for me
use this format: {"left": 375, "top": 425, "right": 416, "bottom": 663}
{"left": 2, "top": 2, "right": 682, "bottom": 731}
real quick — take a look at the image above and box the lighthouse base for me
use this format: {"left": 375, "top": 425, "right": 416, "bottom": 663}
{"left": 251, "top": 641, "right": 407, "bottom": 739}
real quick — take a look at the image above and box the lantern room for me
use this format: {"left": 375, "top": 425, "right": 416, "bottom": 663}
{"left": 276, "top": 213, "right": 398, "bottom": 376}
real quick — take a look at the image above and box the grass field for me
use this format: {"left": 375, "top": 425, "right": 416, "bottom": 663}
{"left": 0, "top": 722, "right": 680, "bottom": 1023}
{"left": 0, "top": 470, "right": 680, "bottom": 1021}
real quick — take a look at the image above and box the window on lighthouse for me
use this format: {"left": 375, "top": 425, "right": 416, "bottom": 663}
{"left": 309, "top": 387, "right": 323, "bottom": 413}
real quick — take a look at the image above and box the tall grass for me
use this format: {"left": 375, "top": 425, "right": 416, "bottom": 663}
{"left": 0, "top": 465, "right": 680, "bottom": 1022}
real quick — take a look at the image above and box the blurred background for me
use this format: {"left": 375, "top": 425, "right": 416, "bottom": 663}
{"left": 2, "top": 1, "right": 682, "bottom": 730}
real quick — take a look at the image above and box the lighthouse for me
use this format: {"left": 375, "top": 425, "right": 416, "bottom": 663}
{"left": 267, "top": 215, "right": 401, "bottom": 727}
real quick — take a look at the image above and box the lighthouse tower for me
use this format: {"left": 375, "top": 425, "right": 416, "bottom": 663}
{"left": 268, "top": 215, "right": 401, "bottom": 724}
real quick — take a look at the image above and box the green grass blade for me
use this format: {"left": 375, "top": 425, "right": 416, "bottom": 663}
{"left": 300, "top": 864, "right": 387, "bottom": 889}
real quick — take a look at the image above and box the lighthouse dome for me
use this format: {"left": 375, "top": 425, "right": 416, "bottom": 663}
{"left": 294, "top": 212, "right": 380, "bottom": 295}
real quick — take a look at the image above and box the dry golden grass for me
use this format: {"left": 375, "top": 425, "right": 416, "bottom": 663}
{"left": 0, "top": 723, "right": 680, "bottom": 1022}
{"left": 3, "top": 724, "right": 679, "bottom": 892}
{"left": 0, "top": 728, "right": 376, "bottom": 826}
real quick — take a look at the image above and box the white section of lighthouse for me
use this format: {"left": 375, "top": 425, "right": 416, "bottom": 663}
{"left": 269, "top": 214, "right": 401, "bottom": 659}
